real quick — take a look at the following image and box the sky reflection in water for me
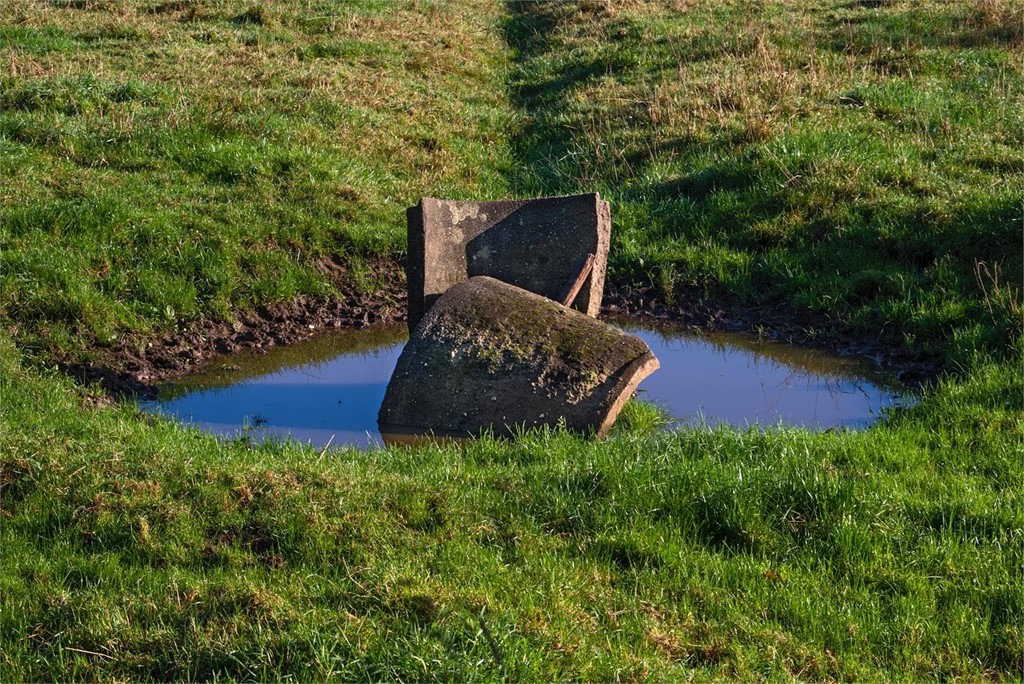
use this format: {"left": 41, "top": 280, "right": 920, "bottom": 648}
{"left": 143, "top": 322, "right": 904, "bottom": 449}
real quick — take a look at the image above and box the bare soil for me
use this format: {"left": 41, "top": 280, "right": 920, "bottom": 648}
{"left": 60, "top": 259, "right": 940, "bottom": 400}
{"left": 62, "top": 257, "right": 407, "bottom": 399}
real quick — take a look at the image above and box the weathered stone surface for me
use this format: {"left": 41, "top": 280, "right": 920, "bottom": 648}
{"left": 406, "top": 193, "right": 610, "bottom": 331}
{"left": 378, "top": 276, "right": 659, "bottom": 441}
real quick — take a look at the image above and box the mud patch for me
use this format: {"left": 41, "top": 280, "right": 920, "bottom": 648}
{"left": 60, "top": 258, "right": 938, "bottom": 401}
{"left": 602, "top": 280, "right": 940, "bottom": 386}
{"left": 61, "top": 257, "right": 406, "bottom": 399}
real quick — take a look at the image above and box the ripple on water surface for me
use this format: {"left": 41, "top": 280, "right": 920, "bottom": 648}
{"left": 142, "top": 321, "right": 906, "bottom": 449}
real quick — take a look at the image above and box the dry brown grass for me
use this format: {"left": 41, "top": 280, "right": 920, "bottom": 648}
{"left": 968, "top": 0, "right": 1024, "bottom": 44}
{"left": 3, "top": 0, "right": 511, "bottom": 197}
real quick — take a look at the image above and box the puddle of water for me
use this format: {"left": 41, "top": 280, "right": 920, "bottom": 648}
{"left": 142, "top": 321, "right": 906, "bottom": 449}
{"left": 622, "top": 321, "right": 902, "bottom": 431}
{"left": 142, "top": 324, "right": 408, "bottom": 449}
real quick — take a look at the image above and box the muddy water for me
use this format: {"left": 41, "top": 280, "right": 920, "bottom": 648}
{"left": 141, "top": 321, "right": 905, "bottom": 449}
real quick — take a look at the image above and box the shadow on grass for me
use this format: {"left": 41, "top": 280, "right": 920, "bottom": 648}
{"left": 500, "top": 0, "right": 1022, "bottom": 364}
{"left": 826, "top": 1, "right": 1023, "bottom": 53}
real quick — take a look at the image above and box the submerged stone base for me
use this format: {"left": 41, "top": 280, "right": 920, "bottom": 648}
{"left": 378, "top": 276, "right": 659, "bottom": 440}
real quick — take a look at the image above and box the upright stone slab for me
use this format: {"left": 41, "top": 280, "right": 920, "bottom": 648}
{"left": 406, "top": 193, "right": 610, "bottom": 331}
{"left": 378, "top": 276, "right": 659, "bottom": 442}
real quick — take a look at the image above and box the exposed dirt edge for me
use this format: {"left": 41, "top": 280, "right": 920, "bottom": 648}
{"left": 61, "top": 257, "right": 407, "bottom": 400}
{"left": 602, "top": 280, "right": 941, "bottom": 387}
{"left": 60, "top": 259, "right": 940, "bottom": 401}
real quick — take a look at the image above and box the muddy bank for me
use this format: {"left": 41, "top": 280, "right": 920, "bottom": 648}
{"left": 602, "top": 281, "right": 941, "bottom": 387}
{"left": 63, "top": 258, "right": 407, "bottom": 399}
{"left": 61, "top": 259, "right": 940, "bottom": 400}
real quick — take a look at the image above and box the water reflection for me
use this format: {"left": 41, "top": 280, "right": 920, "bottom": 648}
{"left": 144, "top": 324, "right": 407, "bottom": 449}
{"left": 622, "top": 322, "right": 898, "bottom": 429}
{"left": 142, "top": 321, "right": 905, "bottom": 449}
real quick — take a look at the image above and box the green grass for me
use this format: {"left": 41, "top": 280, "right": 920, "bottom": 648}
{"left": 2, "top": 0, "right": 1023, "bottom": 680}
{"left": 1, "top": 0, "right": 513, "bottom": 359}
{"left": 504, "top": 0, "right": 1023, "bottom": 367}
{"left": 2, "top": 337, "right": 1021, "bottom": 680}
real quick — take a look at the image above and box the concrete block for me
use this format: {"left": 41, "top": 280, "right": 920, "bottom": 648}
{"left": 378, "top": 276, "right": 659, "bottom": 442}
{"left": 406, "top": 193, "right": 610, "bottom": 330}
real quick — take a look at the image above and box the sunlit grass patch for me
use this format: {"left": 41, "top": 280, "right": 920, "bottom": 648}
{"left": 1, "top": 335, "right": 1021, "bottom": 679}
{"left": 1, "top": 0, "right": 514, "bottom": 357}
{"left": 504, "top": 0, "right": 1023, "bottom": 366}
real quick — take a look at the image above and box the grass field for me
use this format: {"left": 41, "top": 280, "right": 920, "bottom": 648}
{"left": 1, "top": 0, "right": 512, "bottom": 359}
{"left": 504, "top": 0, "right": 1023, "bottom": 367}
{"left": 2, "top": 0, "right": 1022, "bottom": 680}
